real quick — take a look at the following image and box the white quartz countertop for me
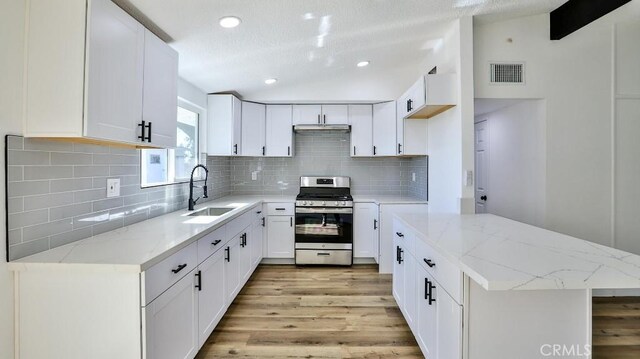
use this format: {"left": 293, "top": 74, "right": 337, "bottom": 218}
{"left": 395, "top": 213, "right": 640, "bottom": 291}
{"left": 9, "top": 196, "right": 294, "bottom": 272}
{"left": 352, "top": 195, "right": 428, "bottom": 204}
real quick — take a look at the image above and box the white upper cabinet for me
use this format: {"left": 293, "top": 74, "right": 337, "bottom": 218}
{"left": 399, "top": 74, "right": 457, "bottom": 120}
{"left": 265, "top": 105, "right": 293, "bottom": 157}
{"left": 322, "top": 105, "right": 349, "bottom": 125}
{"left": 241, "top": 102, "right": 266, "bottom": 156}
{"left": 349, "top": 105, "right": 373, "bottom": 157}
{"left": 141, "top": 29, "right": 178, "bottom": 148}
{"left": 373, "top": 102, "right": 397, "bottom": 156}
{"left": 292, "top": 105, "right": 322, "bottom": 125}
{"left": 292, "top": 104, "right": 349, "bottom": 125}
{"left": 23, "top": 0, "right": 178, "bottom": 148}
{"left": 84, "top": 0, "right": 145, "bottom": 145}
{"left": 207, "top": 94, "right": 242, "bottom": 156}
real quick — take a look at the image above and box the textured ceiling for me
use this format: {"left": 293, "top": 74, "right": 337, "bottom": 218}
{"left": 123, "top": 0, "right": 567, "bottom": 102}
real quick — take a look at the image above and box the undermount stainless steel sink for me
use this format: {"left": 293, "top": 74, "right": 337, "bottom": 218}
{"left": 188, "top": 207, "right": 234, "bottom": 217}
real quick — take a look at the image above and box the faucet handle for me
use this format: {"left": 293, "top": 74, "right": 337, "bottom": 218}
{"left": 203, "top": 185, "right": 208, "bottom": 198}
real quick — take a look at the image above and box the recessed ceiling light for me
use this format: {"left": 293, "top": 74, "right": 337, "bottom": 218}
{"left": 357, "top": 61, "right": 370, "bottom": 67}
{"left": 265, "top": 78, "right": 277, "bottom": 85}
{"left": 219, "top": 16, "right": 241, "bottom": 28}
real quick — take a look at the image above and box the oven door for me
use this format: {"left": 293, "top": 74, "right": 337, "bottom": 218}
{"left": 295, "top": 207, "right": 353, "bottom": 246}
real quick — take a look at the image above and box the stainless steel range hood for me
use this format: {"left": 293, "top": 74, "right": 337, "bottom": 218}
{"left": 293, "top": 124, "right": 351, "bottom": 133}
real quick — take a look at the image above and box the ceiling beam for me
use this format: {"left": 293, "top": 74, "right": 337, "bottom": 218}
{"left": 550, "top": 0, "right": 631, "bottom": 40}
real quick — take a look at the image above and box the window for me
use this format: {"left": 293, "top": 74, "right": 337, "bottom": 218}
{"left": 141, "top": 101, "right": 204, "bottom": 187}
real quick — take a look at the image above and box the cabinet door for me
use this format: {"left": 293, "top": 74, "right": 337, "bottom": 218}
{"left": 349, "top": 105, "right": 373, "bottom": 157}
{"left": 407, "top": 77, "right": 426, "bottom": 115}
{"left": 404, "top": 252, "right": 417, "bottom": 329}
{"left": 144, "top": 270, "right": 198, "bottom": 359}
{"left": 267, "top": 216, "right": 294, "bottom": 258}
{"left": 292, "top": 105, "right": 322, "bottom": 125}
{"left": 266, "top": 105, "right": 293, "bottom": 157}
{"left": 238, "top": 229, "right": 252, "bottom": 285}
{"left": 250, "top": 213, "right": 264, "bottom": 269}
{"left": 142, "top": 29, "right": 178, "bottom": 148}
{"left": 241, "top": 102, "right": 266, "bottom": 156}
{"left": 436, "top": 280, "right": 463, "bottom": 359}
{"left": 395, "top": 100, "right": 405, "bottom": 155}
{"left": 197, "top": 250, "right": 226, "bottom": 347}
{"left": 207, "top": 94, "right": 241, "bottom": 156}
{"left": 373, "top": 102, "right": 397, "bottom": 156}
{"left": 85, "top": 0, "right": 144, "bottom": 145}
{"left": 354, "top": 203, "right": 376, "bottom": 257}
{"left": 322, "top": 105, "right": 349, "bottom": 124}
{"left": 224, "top": 236, "right": 241, "bottom": 304}
{"left": 392, "top": 238, "right": 405, "bottom": 307}
{"left": 416, "top": 266, "right": 437, "bottom": 359}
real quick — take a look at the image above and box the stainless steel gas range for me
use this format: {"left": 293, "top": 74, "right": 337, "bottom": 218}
{"left": 295, "top": 176, "right": 354, "bottom": 266}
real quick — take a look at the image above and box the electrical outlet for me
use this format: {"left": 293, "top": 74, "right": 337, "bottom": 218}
{"left": 251, "top": 171, "right": 258, "bottom": 181}
{"left": 106, "top": 178, "right": 120, "bottom": 198}
{"left": 412, "top": 173, "right": 416, "bottom": 182}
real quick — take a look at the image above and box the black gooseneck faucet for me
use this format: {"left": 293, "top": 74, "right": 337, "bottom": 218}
{"left": 188, "top": 164, "right": 209, "bottom": 211}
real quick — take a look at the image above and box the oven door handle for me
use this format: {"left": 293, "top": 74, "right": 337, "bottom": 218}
{"left": 295, "top": 207, "right": 353, "bottom": 214}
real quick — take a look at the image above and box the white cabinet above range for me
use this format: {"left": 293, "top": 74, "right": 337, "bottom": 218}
{"left": 292, "top": 104, "right": 349, "bottom": 125}
{"left": 23, "top": 0, "right": 178, "bottom": 148}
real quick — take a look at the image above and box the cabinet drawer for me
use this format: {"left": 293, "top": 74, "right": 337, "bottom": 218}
{"left": 393, "top": 219, "right": 416, "bottom": 256}
{"left": 143, "top": 242, "right": 198, "bottom": 305}
{"left": 415, "top": 237, "right": 462, "bottom": 304}
{"left": 226, "top": 207, "right": 255, "bottom": 238}
{"left": 197, "top": 225, "right": 227, "bottom": 263}
{"left": 266, "top": 203, "right": 294, "bottom": 216}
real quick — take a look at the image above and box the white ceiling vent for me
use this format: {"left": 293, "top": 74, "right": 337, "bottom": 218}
{"left": 489, "top": 62, "right": 525, "bottom": 84}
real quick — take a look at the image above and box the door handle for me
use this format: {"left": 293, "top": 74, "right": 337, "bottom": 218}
{"left": 195, "top": 270, "right": 202, "bottom": 291}
{"left": 481, "top": 195, "right": 487, "bottom": 201}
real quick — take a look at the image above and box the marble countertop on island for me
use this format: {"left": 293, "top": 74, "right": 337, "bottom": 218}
{"left": 395, "top": 213, "right": 640, "bottom": 291}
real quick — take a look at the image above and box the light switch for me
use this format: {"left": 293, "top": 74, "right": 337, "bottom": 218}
{"left": 107, "top": 178, "right": 120, "bottom": 198}
{"left": 412, "top": 173, "right": 416, "bottom": 182}
{"left": 251, "top": 171, "right": 258, "bottom": 181}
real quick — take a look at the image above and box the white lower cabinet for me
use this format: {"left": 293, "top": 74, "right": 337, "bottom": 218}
{"left": 196, "top": 249, "right": 226, "bottom": 347}
{"left": 394, "top": 218, "right": 463, "bottom": 359}
{"left": 224, "top": 235, "right": 242, "bottom": 304}
{"left": 353, "top": 202, "right": 379, "bottom": 259}
{"left": 266, "top": 215, "right": 294, "bottom": 258}
{"left": 144, "top": 269, "right": 199, "bottom": 359}
{"left": 250, "top": 208, "right": 265, "bottom": 268}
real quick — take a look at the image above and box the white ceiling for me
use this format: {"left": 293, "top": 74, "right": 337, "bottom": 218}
{"left": 124, "top": 0, "right": 566, "bottom": 102}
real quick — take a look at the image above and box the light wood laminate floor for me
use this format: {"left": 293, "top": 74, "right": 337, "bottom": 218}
{"left": 593, "top": 296, "right": 640, "bottom": 359}
{"left": 195, "top": 264, "right": 422, "bottom": 359}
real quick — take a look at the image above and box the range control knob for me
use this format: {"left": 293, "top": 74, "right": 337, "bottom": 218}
{"left": 302, "top": 201, "right": 307, "bottom": 205}
{"left": 322, "top": 201, "right": 326, "bottom": 206}
{"left": 342, "top": 201, "right": 346, "bottom": 206}
{"left": 334, "top": 201, "right": 339, "bottom": 206}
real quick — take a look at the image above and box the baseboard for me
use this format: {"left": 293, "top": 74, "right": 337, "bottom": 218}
{"left": 260, "top": 258, "right": 295, "bottom": 265}
{"left": 353, "top": 257, "right": 377, "bottom": 264}
{"left": 593, "top": 288, "right": 640, "bottom": 297}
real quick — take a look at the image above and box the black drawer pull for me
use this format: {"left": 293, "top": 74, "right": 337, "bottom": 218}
{"left": 225, "top": 247, "right": 230, "bottom": 262}
{"left": 256, "top": 210, "right": 262, "bottom": 214}
{"left": 212, "top": 240, "right": 222, "bottom": 246}
{"left": 317, "top": 253, "right": 331, "bottom": 256}
{"left": 275, "top": 208, "right": 286, "bottom": 211}
{"left": 396, "top": 232, "right": 404, "bottom": 238}
{"left": 171, "top": 264, "right": 187, "bottom": 274}
{"left": 262, "top": 217, "right": 265, "bottom": 227}
{"left": 424, "top": 258, "right": 436, "bottom": 268}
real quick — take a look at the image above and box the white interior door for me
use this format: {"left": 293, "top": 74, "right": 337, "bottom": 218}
{"left": 475, "top": 120, "right": 489, "bottom": 213}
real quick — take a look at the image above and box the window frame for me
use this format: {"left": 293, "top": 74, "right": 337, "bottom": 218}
{"left": 140, "top": 98, "right": 206, "bottom": 189}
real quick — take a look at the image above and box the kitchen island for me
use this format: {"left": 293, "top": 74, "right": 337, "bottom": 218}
{"left": 393, "top": 213, "right": 640, "bottom": 359}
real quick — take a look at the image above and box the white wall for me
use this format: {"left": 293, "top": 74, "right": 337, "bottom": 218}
{"left": 475, "top": 100, "right": 546, "bottom": 227}
{"left": 0, "top": 1, "right": 26, "bottom": 357}
{"left": 474, "top": 2, "right": 640, "bottom": 250}
{"left": 426, "top": 17, "right": 475, "bottom": 214}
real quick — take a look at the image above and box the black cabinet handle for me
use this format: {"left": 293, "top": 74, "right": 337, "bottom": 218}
{"left": 406, "top": 100, "right": 410, "bottom": 112}
{"left": 234, "top": 144, "right": 238, "bottom": 155}
{"left": 398, "top": 143, "right": 402, "bottom": 154}
{"left": 240, "top": 233, "right": 247, "bottom": 247}
{"left": 424, "top": 278, "right": 429, "bottom": 300}
{"left": 225, "top": 247, "right": 230, "bottom": 262}
{"left": 212, "top": 239, "right": 222, "bottom": 246}
{"left": 171, "top": 263, "right": 187, "bottom": 274}
{"left": 276, "top": 208, "right": 286, "bottom": 211}
{"left": 317, "top": 114, "right": 321, "bottom": 124}
{"left": 323, "top": 114, "right": 326, "bottom": 124}
{"left": 137, "top": 121, "right": 152, "bottom": 142}
{"left": 147, "top": 121, "right": 152, "bottom": 142}
{"left": 396, "top": 232, "right": 404, "bottom": 238}
{"left": 399, "top": 249, "right": 404, "bottom": 264}
{"left": 261, "top": 217, "right": 265, "bottom": 227}
{"left": 353, "top": 146, "right": 356, "bottom": 156}
{"left": 408, "top": 99, "right": 413, "bottom": 112}
{"left": 290, "top": 217, "right": 293, "bottom": 227}
{"left": 424, "top": 258, "right": 436, "bottom": 268}
{"left": 138, "top": 121, "right": 146, "bottom": 141}
{"left": 373, "top": 146, "right": 377, "bottom": 155}
{"left": 287, "top": 146, "right": 291, "bottom": 156}
{"left": 428, "top": 279, "right": 436, "bottom": 305}
{"left": 256, "top": 210, "right": 262, "bottom": 214}
{"left": 262, "top": 146, "right": 265, "bottom": 156}
{"left": 396, "top": 246, "right": 400, "bottom": 263}
{"left": 373, "top": 219, "right": 378, "bottom": 230}
{"left": 195, "top": 270, "right": 202, "bottom": 291}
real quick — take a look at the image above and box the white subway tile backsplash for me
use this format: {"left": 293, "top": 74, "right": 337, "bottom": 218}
{"left": 24, "top": 166, "right": 73, "bottom": 180}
